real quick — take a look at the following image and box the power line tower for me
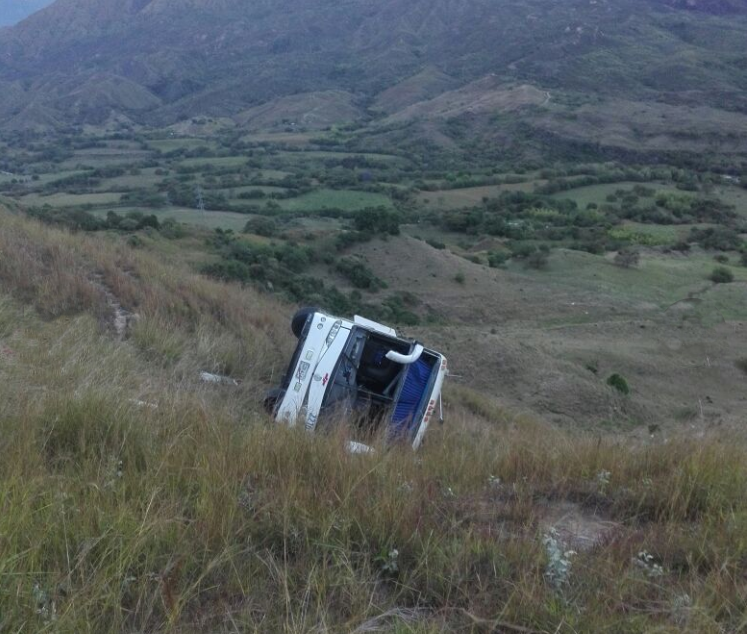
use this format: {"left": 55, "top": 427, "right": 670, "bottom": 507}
{"left": 195, "top": 186, "right": 205, "bottom": 215}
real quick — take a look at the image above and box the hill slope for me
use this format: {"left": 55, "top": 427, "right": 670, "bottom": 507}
{"left": 0, "top": 201, "right": 745, "bottom": 633}
{"left": 0, "top": 0, "right": 745, "bottom": 152}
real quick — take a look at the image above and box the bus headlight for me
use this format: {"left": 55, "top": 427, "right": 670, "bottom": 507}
{"left": 325, "top": 320, "right": 342, "bottom": 346}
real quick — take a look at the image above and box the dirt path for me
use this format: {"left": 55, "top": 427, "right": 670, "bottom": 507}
{"left": 90, "top": 274, "right": 133, "bottom": 339}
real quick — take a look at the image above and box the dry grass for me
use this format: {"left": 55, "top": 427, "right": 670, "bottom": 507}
{"left": 0, "top": 207, "right": 290, "bottom": 388}
{"left": 0, "top": 206, "right": 745, "bottom": 633}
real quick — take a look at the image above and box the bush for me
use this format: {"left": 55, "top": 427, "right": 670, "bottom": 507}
{"left": 709, "top": 266, "right": 734, "bottom": 284}
{"left": 126, "top": 234, "right": 144, "bottom": 248}
{"left": 453, "top": 271, "right": 466, "bottom": 284}
{"left": 606, "top": 373, "right": 630, "bottom": 395}
{"left": 488, "top": 251, "right": 509, "bottom": 268}
{"left": 525, "top": 250, "right": 549, "bottom": 270}
{"left": 335, "top": 258, "right": 386, "bottom": 290}
{"left": 510, "top": 243, "right": 536, "bottom": 259}
{"left": 614, "top": 248, "right": 640, "bottom": 268}
{"left": 244, "top": 217, "right": 278, "bottom": 237}
{"left": 335, "top": 230, "right": 372, "bottom": 251}
{"left": 671, "top": 241, "right": 691, "bottom": 252}
{"left": 353, "top": 207, "right": 400, "bottom": 236}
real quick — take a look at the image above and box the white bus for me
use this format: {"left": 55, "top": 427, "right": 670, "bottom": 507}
{"left": 265, "top": 307, "right": 448, "bottom": 450}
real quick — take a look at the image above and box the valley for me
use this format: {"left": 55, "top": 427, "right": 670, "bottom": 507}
{"left": 1, "top": 122, "right": 745, "bottom": 431}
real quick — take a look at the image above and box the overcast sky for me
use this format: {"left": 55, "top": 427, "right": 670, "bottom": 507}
{"left": 0, "top": 0, "right": 54, "bottom": 27}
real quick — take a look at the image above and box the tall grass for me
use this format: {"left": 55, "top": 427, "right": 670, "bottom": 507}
{"left": 0, "top": 206, "right": 745, "bottom": 632}
{"left": 0, "top": 207, "right": 290, "bottom": 387}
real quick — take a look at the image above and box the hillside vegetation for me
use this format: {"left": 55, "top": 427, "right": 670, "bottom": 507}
{"left": 0, "top": 204, "right": 745, "bottom": 633}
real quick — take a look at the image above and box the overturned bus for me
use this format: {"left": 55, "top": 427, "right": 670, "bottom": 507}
{"left": 265, "top": 308, "right": 448, "bottom": 450}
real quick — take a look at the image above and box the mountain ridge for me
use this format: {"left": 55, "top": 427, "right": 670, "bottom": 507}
{"left": 0, "top": 0, "right": 745, "bottom": 164}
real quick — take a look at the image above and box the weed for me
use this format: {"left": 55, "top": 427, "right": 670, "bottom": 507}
{"left": 543, "top": 529, "right": 576, "bottom": 591}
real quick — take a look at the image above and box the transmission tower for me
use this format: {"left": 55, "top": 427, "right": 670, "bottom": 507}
{"left": 195, "top": 186, "right": 205, "bottom": 214}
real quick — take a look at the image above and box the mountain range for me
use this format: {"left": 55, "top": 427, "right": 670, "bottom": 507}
{"left": 0, "top": 0, "right": 745, "bottom": 160}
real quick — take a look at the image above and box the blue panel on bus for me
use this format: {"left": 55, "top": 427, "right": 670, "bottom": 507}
{"left": 391, "top": 356, "right": 432, "bottom": 437}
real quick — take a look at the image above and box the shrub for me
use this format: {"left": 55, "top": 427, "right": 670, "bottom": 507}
{"left": 614, "top": 248, "right": 640, "bottom": 268}
{"left": 335, "top": 258, "right": 386, "bottom": 291}
{"left": 353, "top": 207, "right": 400, "bottom": 235}
{"left": 244, "top": 217, "right": 278, "bottom": 237}
{"left": 525, "top": 250, "right": 549, "bottom": 270}
{"left": 670, "top": 240, "right": 691, "bottom": 252}
{"left": 606, "top": 373, "right": 630, "bottom": 395}
{"left": 510, "top": 243, "right": 536, "bottom": 259}
{"left": 453, "top": 271, "right": 466, "bottom": 284}
{"left": 709, "top": 267, "right": 734, "bottom": 284}
{"left": 488, "top": 251, "right": 509, "bottom": 268}
{"left": 126, "top": 234, "right": 144, "bottom": 248}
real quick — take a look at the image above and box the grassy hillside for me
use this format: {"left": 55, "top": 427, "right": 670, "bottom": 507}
{"left": 0, "top": 204, "right": 745, "bottom": 633}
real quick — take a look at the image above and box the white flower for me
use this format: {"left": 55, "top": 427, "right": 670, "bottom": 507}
{"left": 634, "top": 551, "right": 664, "bottom": 578}
{"left": 543, "top": 529, "right": 576, "bottom": 590}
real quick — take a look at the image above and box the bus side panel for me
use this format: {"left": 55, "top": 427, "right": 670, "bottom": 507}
{"left": 411, "top": 355, "right": 448, "bottom": 450}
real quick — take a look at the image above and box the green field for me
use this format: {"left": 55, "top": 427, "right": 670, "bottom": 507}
{"left": 608, "top": 221, "right": 716, "bottom": 246}
{"left": 418, "top": 181, "right": 541, "bottom": 209}
{"left": 20, "top": 191, "right": 125, "bottom": 207}
{"left": 242, "top": 132, "right": 317, "bottom": 145}
{"left": 512, "top": 249, "right": 747, "bottom": 314}
{"left": 148, "top": 138, "right": 218, "bottom": 152}
{"left": 550, "top": 181, "right": 684, "bottom": 207}
{"left": 279, "top": 188, "right": 393, "bottom": 212}
{"left": 223, "top": 185, "right": 289, "bottom": 198}
{"left": 257, "top": 169, "right": 293, "bottom": 180}
{"left": 179, "top": 155, "right": 250, "bottom": 168}
{"left": 0, "top": 169, "right": 91, "bottom": 186}
{"left": 92, "top": 168, "right": 165, "bottom": 191}
{"left": 278, "top": 150, "right": 403, "bottom": 162}
{"left": 60, "top": 149, "right": 150, "bottom": 169}
{"left": 92, "top": 206, "right": 252, "bottom": 231}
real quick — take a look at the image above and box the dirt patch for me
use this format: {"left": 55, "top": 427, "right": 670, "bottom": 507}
{"left": 539, "top": 501, "right": 620, "bottom": 551}
{"left": 448, "top": 492, "right": 621, "bottom": 553}
{"left": 385, "top": 78, "right": 547, "bottom": 123}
